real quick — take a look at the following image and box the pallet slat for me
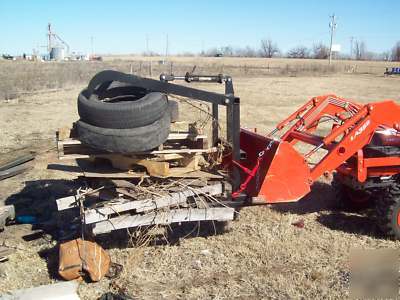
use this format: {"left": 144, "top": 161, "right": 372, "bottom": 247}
{"left": 92, "top": 207, "right": 234, "bottom": 235}
{"left": 84, "top": 183, "right": 223, "bottom": 224}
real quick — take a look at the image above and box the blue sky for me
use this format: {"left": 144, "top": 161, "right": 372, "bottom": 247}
{"left": 0, "top": 0, "right": 399, "bottom": 55}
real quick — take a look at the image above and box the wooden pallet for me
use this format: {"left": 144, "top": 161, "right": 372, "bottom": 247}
{"left": 56, "top": 182, "right": 233, "bottom": 235}
{"left": 56, "top": 123, "right": 218, "bottom": 178}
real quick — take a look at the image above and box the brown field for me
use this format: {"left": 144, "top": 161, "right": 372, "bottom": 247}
{"left": 0, "top": 57, "right": 400, "bottom": 299}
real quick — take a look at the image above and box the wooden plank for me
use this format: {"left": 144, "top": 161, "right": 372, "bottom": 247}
{"left": 58, "top": 139, "right": 81, "bottom": 145}
{"left": 58, "top": 147, "right": 217, "bottom": 160}
{"left": 0, "top": 205, "right": 15, "bottom": 230}
{"left": 56, "top": 195, "right": 78, "bottom": 211}
{"left": 92, "top": 207, "right": 234, "bottom": 235}
{"left": 84, "top": 183, "right": 223, "bottom": 224}
{"left": 82, "top": 171, "right": 149, "bottom": 179}
{"left": 170, "top": 121, "right": 190, "bottom": 133}
{"left": 0, "top": 163, "right": 32, "bottom": 181}
{"left": 0, "top": 153, "right": 35, "bottom": 172}
{"left": 168, "top": 170, "right": 223, "bottom": 179}
{"left": 59, "top": 154, "right": 91, "bottom": 160}
{"left": 57, "top": 127, "right": 72, "bottom": 141}
{"left": 58, "top": 132, "right": 206, "bottom": 146}
{"left": 167, "top": 133, "right": 207, "bottom": 141}
{"left": 153, "top": 153, "right": 184, "bottom": 161}
{"left": 136, "top": 147, "right": 217, "bottom": 155}
{"left": 1, "top": 281, "right": 80, "bottom": 300}
{"left": 106, "top": 155, "right": 171, "bottom": 176}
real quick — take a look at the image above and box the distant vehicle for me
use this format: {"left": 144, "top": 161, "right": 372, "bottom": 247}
{"left": 385, "top": 67, "right": 400, "bottom": 76}
{"left": 214, "top": 53, "right": 223, "bottom": 57}
{"left": 90, "top": 55, "right": 103, "bottom": 61}
{"left": 2, "top": 54, "right": 15, "bottom": 60}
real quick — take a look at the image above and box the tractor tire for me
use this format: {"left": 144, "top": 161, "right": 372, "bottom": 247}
{"left": 78, "top": 89, "right": 168, "bottom": 129}
{"left": 76, "top": 112, "right": 171, "bottom": 153}
{"left": 332, "top": 175, "right": 373, "bottom": 211}
{"left": 376, "top": 185, "right": 400, "bottom": 240}
{"left": 169, "top": 100, "right": 179, "bottom": 123}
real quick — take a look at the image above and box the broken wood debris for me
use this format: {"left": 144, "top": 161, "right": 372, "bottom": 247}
{"left": 0, "top": 205, "right": 15, "bottom": 230}
{"left": 0, "top": 281, "right": 80, "bottom": 300}
{"left": 83, "top": 183, "right": 223, "bottom": 224}
{"left": 0, "top": 153, "right": 35, "bottom": 181}
{"left": 0, "top": 246, "right": 13, "bottom": 262}
{"left": 93, "top": 207, "right": 235, "bottom": 235}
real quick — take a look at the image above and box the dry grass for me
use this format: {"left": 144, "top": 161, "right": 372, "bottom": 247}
{"left": 0, "top": 58, "right": 400, "bottom": 299}
{"left": 0, "top": 56, "right": 397, "bottom": 100}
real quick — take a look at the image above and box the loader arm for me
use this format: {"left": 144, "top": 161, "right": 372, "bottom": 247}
{"left": 239, "top": 95, "right": 400, "bottom": 203}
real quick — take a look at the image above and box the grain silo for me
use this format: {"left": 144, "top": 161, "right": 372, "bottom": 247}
{"left": 47, "top": 23, "right": 69, "bottom": 61}
{"left": 50, "top": 47, "right": 65, "bottom": 61}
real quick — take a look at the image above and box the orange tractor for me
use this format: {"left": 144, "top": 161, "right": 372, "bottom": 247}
{"left": 89, "top": 71, "right": 400, "bottom": 239}
{"left": 237, "top": 94, "right": 400, "bottom": 239}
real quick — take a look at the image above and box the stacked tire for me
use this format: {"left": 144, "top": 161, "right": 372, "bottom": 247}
{"left": 76, "top": 81, "right": 177, "bottom": 153}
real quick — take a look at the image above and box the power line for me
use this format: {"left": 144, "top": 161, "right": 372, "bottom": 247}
{"left": 146, "top": 34, "right": 149, "bottom": 55}
{"left": 328, "top": 14, "right": 337, "bottom": 65}
{"left": 165, "top": 34, "right": 169, "bottom": 61}
{"left": 349, "top": 36, "right": 355, "bottom": 59}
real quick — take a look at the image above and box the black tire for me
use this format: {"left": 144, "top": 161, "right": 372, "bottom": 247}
{"left": 376, "top": 185, "right": 400, "bottom": 240}
{"left": 169, "top": 100, "right": 179, "bottom": 123}
{"left": 76, "top": 112, "right": 171, "bottom": 153}
{"left": 78, "top": 89, "right": 168, "bottom": 129}
{"left": 332, "top": 174, "right": 373, "bottom": 211}
{"left": 92, "top": 81, "right": 149, "bottom": 100}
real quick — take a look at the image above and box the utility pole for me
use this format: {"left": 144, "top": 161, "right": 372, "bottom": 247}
{"left": 47, "top": 23, "right": 52, "bottom": 53}
{"left": 328, "top": 14, "right": 337, "bottom": 65}
{"left": 90, "top": 36, "right": 94, "bottom": 57}
{"left": 165, "top": 34, "right": 169, "bottom": 61}
{"left": 146, "top": 34, "right": 149, "bottom": 56}
{"left": 349, "top": 36, "right": 354, "bottom": 60}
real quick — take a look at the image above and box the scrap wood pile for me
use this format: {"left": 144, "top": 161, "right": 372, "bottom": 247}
{"left": 54, "top": 72, "right": 236, "bottom": 242}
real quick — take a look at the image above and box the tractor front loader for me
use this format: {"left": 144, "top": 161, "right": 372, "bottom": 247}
{"left": 237, "top": 94, "right": 400, "bottom": 239}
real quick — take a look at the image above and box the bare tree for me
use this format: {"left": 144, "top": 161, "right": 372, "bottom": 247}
{"left": 354, "top": 40, "right": 367, "bottom": 60}
{"left": 287, "top": 46, "right": 310, "bottom": 59}
{"left": 221, "top": 46, "right": 234, "bottom": 57}
{"left": 392, "top": 41, "right": 400, "bottom": 61}
{"left": 260, "top": 39, "right": 279, "bottom": 58}
{"left": 312, "top": 42, "right": 329, "bottom": 59}
{"left": 235, "top": 46, "right": 257, "bottom": 57}
{"left": 381, "top": 51, "right": 391, "bottom": 61}
{"left": 204, "top": 47, "right": 220, "bottom": 57}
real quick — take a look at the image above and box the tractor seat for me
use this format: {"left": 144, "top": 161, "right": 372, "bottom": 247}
{"left": 370, "top": 128, "right": 400, "bottom": 146}
{"left": 364, "top": 128, "right": 400, "bottom": 157}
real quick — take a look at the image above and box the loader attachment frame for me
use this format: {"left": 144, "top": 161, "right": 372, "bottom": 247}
{"left": 239, "top": 94, "right": 400, "bottom": 203}
{"left": 87, "top": 70, "right": 242, "bottom": 194}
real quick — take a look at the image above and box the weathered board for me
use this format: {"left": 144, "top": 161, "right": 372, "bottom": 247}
{"left": 84, "top": 183, "right": 223, "bottom": 224}
{"left": 92, "top": 207, "right": 235, "bottom": 235}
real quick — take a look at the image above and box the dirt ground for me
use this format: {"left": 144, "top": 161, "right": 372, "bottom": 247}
{"left": 0, "top": 72, "right": 400, "bottom": 299}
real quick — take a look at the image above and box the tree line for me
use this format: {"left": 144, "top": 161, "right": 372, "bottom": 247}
{"left": 196, "top": 39, "right": 400, "bottom": 61}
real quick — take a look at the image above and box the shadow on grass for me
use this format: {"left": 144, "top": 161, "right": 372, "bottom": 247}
{"left": 95, "top": 220, "right": 231, "bottom": 250}
{"left": 316, "top": 210, "right": 383, "bottom": 239}
{"left": 270, "top": 181, "right": 384, "bottom": 239}
{"left": 271, "top": 181, "right": 336, "bottom": 215}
